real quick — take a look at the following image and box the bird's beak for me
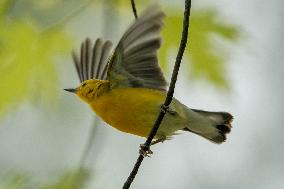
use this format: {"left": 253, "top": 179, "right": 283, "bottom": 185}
{"left": 64, "top": 88, "right": 77, "bottom": 94}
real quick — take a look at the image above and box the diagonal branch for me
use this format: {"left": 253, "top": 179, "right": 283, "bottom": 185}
{"left": 122, "top": 0, "right": 192, "bottom": 188}
{"left": 41, "top": 0, "right": 95, "bottom": 33}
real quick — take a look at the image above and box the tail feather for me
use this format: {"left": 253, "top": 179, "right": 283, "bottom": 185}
{"left": 183, "top": 109, "right": 233, "bottom": 144}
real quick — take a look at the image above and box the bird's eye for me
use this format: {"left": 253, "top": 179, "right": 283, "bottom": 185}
{"left": 87, "top": 89, "right": 93, "bottom": 94}
{"left": 82, "top": 83, "right": 87, "bottom": 87}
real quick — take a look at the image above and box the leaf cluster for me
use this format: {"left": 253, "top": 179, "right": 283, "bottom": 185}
{"left": 160, "top": 9, "right": 239, "bottom": 87}
{"left": 0, "top": 0, "right": 71, "bottom": 116}
{"left": 0, "top": 169, "right": 90, "bottom": 189}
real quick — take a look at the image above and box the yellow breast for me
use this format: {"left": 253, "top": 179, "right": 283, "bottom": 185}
{"left": 89, "top": 88, "right": 166, "bottom": 137}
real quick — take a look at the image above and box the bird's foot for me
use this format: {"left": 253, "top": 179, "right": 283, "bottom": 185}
{"left": 150, "top": 137, "right": 167, "bottom": 146}
{"left": 139, "top": 144, "right": 153, "bottom": 157}
{"left": 139, "top": 137, "right": 167, "bottom": 157}
{"left": 160, "top": 104, "right": 176, "bottom": 115}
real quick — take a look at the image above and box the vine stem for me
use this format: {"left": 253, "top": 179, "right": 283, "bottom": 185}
{"left": 130, "top": 0, "right": 138, "bottom": 19}
{"left": 122, "top": 0, "right": 192, "bottom": 188}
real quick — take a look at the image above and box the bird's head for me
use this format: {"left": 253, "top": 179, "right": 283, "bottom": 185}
{"left": 64, "top": 79, "right": 109, "bottom": 103}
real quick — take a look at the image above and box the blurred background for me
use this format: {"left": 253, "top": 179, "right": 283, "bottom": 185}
{"left": 0, "top": 0, "right": 283, "bottom": 188}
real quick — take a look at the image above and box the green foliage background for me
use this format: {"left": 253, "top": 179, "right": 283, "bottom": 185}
{"left": 160, "top": 9, "right": 238, "bottom": 86}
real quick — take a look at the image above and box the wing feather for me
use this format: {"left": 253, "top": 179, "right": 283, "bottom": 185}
{"left": 107, "top": 6, "right": 167, "bottom": 91}
{"left": 71, "top": 6, "right": 167, "bottom": 91}
{"left": 72, "top": 38, "right": 113, "bottom": 82}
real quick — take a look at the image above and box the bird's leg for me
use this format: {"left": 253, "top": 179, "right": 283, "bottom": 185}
{"left": 139, "top": 144, "right": 153, "bottom": 157}
{"left": 139, "top": 136, "right": 167, "bottom": 157}
{"left": 150, "top": 136, "right": 167, "bottom": 146}
{"left": 160, "top": 104, "right": 176, "bottom": 115}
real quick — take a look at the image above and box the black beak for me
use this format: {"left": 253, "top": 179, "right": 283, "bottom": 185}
{"left": 64, "top": 88, "right": 77, "bottom": 93}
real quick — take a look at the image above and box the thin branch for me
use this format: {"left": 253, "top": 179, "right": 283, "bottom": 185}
{"left": 72, "top": 118, "right": 100, "bottom": 189}
{"left": 103, "top": 0, "right": 119, "bottom": 38}
{"left": 41, "top": 0, "right": 95, "bottom": 34}
{"left": 130, "top": 0, "right": 138, "bottom": 19}
{"left": 78, "top": 118, "right": 100, "bottom": 167}
{"left": 122, "top": 1, "right": 192, "bottom": 188}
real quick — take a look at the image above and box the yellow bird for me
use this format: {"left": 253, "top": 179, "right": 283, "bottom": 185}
{"left": 65, "top": 6, "right": 233, "bottom": 145}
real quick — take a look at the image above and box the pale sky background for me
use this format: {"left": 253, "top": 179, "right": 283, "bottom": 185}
{"left": 0, "top": 0, "right": 283, "bottom": 189}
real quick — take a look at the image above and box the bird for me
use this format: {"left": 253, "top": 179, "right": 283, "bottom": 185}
{"left": 65, "top": 6, "right": 233, "bottom": 149}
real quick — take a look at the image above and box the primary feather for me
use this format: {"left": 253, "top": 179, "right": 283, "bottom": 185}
{"left": 107, "top": 6, "right": 168, "bottom": 91}
{"left": 72, "top": 38, "right": 112, "bottom": 82}
{"left": 72, "top": 6, "right": 167, "bottom": 91}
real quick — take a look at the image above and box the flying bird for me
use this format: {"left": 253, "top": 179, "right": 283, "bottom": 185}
{"left": 65, "top": 6, "right": 233, "bottom": 149}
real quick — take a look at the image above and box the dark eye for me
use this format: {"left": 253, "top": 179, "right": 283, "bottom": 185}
{"left": 82, "top": 83, "right": 87, "bottom": 87}
{"left": 97, "top": 83, "right": 102, "bottom": 90}
{"left": 87, "top": 89, "right": 93, "bottom": 94}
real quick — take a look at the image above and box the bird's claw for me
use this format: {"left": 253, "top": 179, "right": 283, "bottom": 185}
{"left": 160, "top": 104, "right": 169, "bottom": 113}
{"left": 160, "top": 104, "right": 176, "bottom": 115}
{"left": 139, "top": 144, "right": 153, "bottom": 157}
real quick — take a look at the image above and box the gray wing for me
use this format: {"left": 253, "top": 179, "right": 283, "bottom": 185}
{"left": 72, "top": 38, "right": 112, "bottom": 82}
{"left": 107, "top": 6, "right": 168, "bottom": 91}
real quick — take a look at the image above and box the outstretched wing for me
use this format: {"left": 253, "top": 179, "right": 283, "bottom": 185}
{"left": 107, "top": 6, "right": 167, "bottom": 91}
{"left": 72, "top": 38, "right": 113, "bottom": 82}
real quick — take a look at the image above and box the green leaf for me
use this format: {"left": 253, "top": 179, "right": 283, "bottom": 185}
{"left": 0, "top": 169, "right": 91, "bottom": 189}
{"left": 6, "top": 0, "right": 95, "bottom": 29}
{"left": 159, "top": 9, "right": 239, "bottom": 88}
{"left": 0, "top": 20, "right": 71, "bottom": 116}
{"left": 40, "top": 169, "right": 90, "bottom": 189}
{"left": 0, "top": 174, "right": 30, "bottom": 189}
{"left": 0, "top": 0, "right": 10, "bottom": 17}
